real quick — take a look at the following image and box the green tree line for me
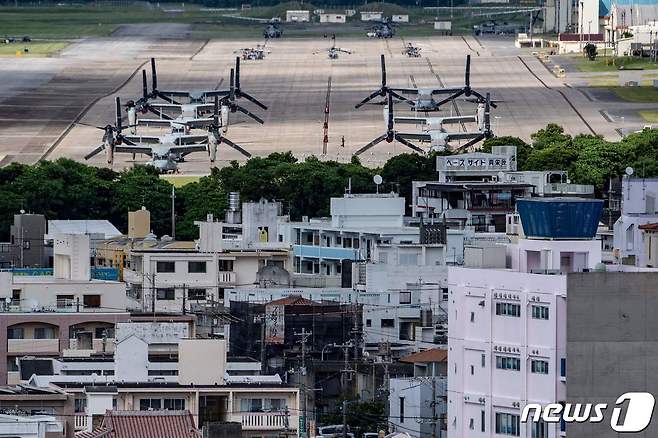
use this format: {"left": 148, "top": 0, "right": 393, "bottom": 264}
{"left": 1, "top": 124, "right": 657, "bottom": 241}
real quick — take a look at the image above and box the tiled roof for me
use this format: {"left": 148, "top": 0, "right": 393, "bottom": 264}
{"left": 639, "top": 223, "right": 658, "bottom": 231}
{"left": 399, "top": 348, "right": 448, "bottom": 364}
{"left": 75, "top": 411, "right": 201, "bottom": 438}
{"left": 268, "top": 295, "right": 317, "bottom": 306}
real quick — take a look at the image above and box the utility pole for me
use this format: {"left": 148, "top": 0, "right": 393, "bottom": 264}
{"left": 431, "top": 376, "right": 438, "bottom": 438}
{"left": 151, "top": 271, "right": 156, "bottom": 316}
{"left": 342, "top": 399, "right": 348, "bottom": 438}
{"left": 182, "top": 284, "right": 186, "bottom": 315}
{"left": 171, "top": 185, "right": 176, "bottom": 239}
{"left": 294, "top": 329, "right": 312, "bottom": 438}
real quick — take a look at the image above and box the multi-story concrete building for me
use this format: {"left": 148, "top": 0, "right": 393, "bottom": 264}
{"left": 389, "top": 348, "right": 448, "bottom": 438}
{"left": 0, "top": 213, "right": 48, "bottom": 268}
{"left": 0, "top": 385, "right": 73, "bottom": 438}
{"left": 448, "top": 197, "right": 603, "bottom": 438}
{"left": 613, "top": 177, "right": 658, "bottom": 266}
{"left": 279, "top": 193, "right": 419, "bottom": 282}
{"left": 567, "top": 271, "right": 658, "bottom": 438}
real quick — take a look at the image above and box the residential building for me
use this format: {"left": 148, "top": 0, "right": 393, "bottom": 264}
{"left": 447, "top": 197, "right": 603, "bottom": 438}
{"left": 75, "top": 409, "right": 201, "bottom": 438}
{"left": 286, "top": 10, "right": 310, "bottom": 22}
{"left": 0, "top": 213, "right": 48, "bottom": 268}
{"left": 639, "top": 222, "right": 658, "bottom": 267}
{"left": 613, "top": 177, "right": 658, "bottom": 266}
{"left": 389, "top": 349, "right": 447, "bottom": 438}
{"left": 360, "top": 11, "right": 382, "bottom": 21}
{"left": 391, "top": 14, "right": 409, "bottom": 22}
{"left": 279, "top": 193, "right": 419, "bottom": 282}
{"left": 0, "top": 385, "right": 74, "bottom": 438}
{"left": 567, "top": 271, "right": 658, "bottom": 438}
{"left": 0, "top": 413, "right": 64, "bottom": 438}
{"left": 319, "top": 13, "right": 346, "bottom": 23}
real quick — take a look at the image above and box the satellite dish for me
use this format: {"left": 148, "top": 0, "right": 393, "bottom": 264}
{"left": 625, "top": 167, "right": 634, "bottom": 176}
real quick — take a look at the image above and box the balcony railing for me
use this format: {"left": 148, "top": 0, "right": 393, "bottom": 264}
{"left": 74, "top": 414, "right": 88, "bottom": 431}
{"left": 218, "top": 271, "right": 236, "bottom": 285}
{"left": 232, "top": 412, "right": 295, "bottom": 430}
{"left": 8, "top": 338, "right": 60, "bottom": 354}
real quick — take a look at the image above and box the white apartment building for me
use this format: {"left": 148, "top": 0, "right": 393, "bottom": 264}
{"left": 613, "top": 177, "right": 658, "bottom": 266}
{"left": 279, "top": 193, "right": 419, "bottom": 281}
{"left": 2, "top": 234, "right": 131, "bottom": 313}
{"left": 448, "top": 198, "right": 603, "bottom": 438}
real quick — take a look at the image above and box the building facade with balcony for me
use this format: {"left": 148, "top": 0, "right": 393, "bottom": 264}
{"left": 447, "top": 198, "right": 603, "bottom": 438}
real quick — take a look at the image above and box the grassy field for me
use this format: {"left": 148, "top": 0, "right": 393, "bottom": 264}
{"left": 160, "top": 175, "right": 201, "bottom": 187}
{"left": 577, "top": 56, "right": 658, "bottom": 72}
{"left": 0, "top": 41, "right": 68, "bottom": 56}
{"left": 639, "top": 110, "right": 658, "bottom": 123}
{"left": 0, "top": 4, "right": 494, "bottom": 40}
{"left": 597, "top": 86, "right": 658, "bottom": 103}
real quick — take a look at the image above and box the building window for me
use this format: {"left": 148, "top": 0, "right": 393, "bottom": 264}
{"left": 240, "top": 398, "right": 263, "bottom": 412}
{"left": 531, "top": 305, "right": 549, "bottom": 320}
{"left": 469, "top": 418, "right": 474, "bottom": 430}
{"left": 399, "top": 397, "right": 405, "bottom": 423}
{"left": 94, "top": 327, "right": 115, "bottom": 339}
{"left": 7, "top": 327, "right": 24, "bottom": 340}
{"left": 495, "top": 302, "right": 520, "bottom": 317}
{"left": 34, "top": 327, "right": 56, "bottom": 339}
{"left": 531, "top": 360, "right": 549, "bottom": 374}
{"left": 495, "top": 356, "right": 520, "bottom": 371}
{"left": 188, "top": 288, "right": 206, "bottom": 300}
{"left": 163, "top": 399, "right": 186, "bottom": 410}
{"left": 441, "top": 288, "right": 449, "bottom": 301}
{"left": 139, "top": 398, "right": 162, "bottom": 410}
{"left": 560, "top": 358, "right": 566, "bottom": 377}
{"left": 7, "top": 357, "right": 18, "bottom": 372}
{"left": 470, "top": 312, "right": 475, "bottom": 322}
{"left": 495, "top": 413, "right": 520, "bottom": 436}
{"left": 381, "top": 319, "right": 394, "bottom": 328}
{"left": 481, "top": 410, "right": 485, "bottom": 432}
{"left": 470, "top": 365, "right": 474, "bottom": 375}
{"left": 399, "top": 291, "right": 411, "bottom": 305}
{"left": 74, "top": 398, "right": 87, "bottom": 413}
{"left": 157, "top": 288, "right": 176, "bottom": 300}
{"left": 532, "top": 420, "right": 548, "bottom": 438}
{"left": 188, "top": 261, "right": 207, "bottom": 273}
{"left": 156, "top": 261, "right": 176, "bottom": 273}
{"left": 218, "top": 259, "right": 234, "bottom": 272}
{"left": 481, "top": 354, "right": 486, "bottom": 367}
{"left": 366, "top": 319, "right": 372, "bottom": 327}
{"left": 83, "top": 295, "right": 101, "bottom": 308}
{"left": 56, "top": 295, "right": 74, "bottom": 309}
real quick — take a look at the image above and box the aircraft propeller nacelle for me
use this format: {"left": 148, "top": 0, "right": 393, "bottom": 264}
{"left": 208, "top": 143, "right": 217, "bottom": 163}
{"left": 426, "top": 119, "right": 444, "bottom": 131}
{"left": 429, "top": 132, "right": 448, "bottom": 152}
{"left": 221, "top": 105, "right": 230, "bottom": 133}
{"left": 106, "top": 143, "right": 115, "bottom": 164}
{"left": 127, "top": 107, "right": 137, "bottom": 134}
{"left": 477, "top": 103, "right": 486, "bottom": 131}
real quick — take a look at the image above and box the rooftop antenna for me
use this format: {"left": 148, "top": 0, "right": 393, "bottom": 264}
{"left": 373, "top": 174, "right": 383, "bottom": 194}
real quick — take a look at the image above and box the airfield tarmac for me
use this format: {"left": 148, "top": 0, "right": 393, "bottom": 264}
{"left": 0, "top": 33, "right": 646, "bottom": 173}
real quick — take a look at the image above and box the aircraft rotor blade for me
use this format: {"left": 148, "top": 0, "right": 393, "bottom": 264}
{"left": 381, "top": 54, "right": 386, "bottom": 87}
{"left": 235, "top": 104, "right": 264, "bottom": 124}
{"left": 115, "top": 97, "right": 122, "bottom": 132}
{"left": 85, "top": 145, "right": 105, "bottom": 160}
{"left": 237, "top": 90, "right": 268, "bottom": 110}
{"left": 465, "top": 55, "right": 470, "bottom": 89}
{"left": 355, "top": 89, "right": 383, "bottom": 108}
{"left": 235, "top": 56, "right": 241, "bottom": 90}
{"left": 142, "top": 70, "right": 148, "bottom": 100}
{"left": 355, "top": 133, "right": 387, "bottom": 156}
{"left": 151, "top": 58, "right": 158, "bottom": 93}
{"left": 221, "top": 136, "right": 252, "bottom": 158}
{"left": 434, "top": 89, "right": 466, "bottom": 109}
{"left": 213, "top": 95, "right": 219, "bottom": 126}
{"left": 395, "top": 134, "right": 426, "bottom": 154}
{"left": 470, "top": 90, "right": 498, "bottom": 109}
{"left": 387, "top": 93, "right": 394, "bottom": 132}
{"left": 457, "top": 134, "right": 485, "bottom": 151}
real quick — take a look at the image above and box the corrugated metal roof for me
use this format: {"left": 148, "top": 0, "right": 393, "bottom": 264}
{"left": 48, "top": 220, "right": 122, "bottom": 238}
{"left": 75, "top": 410, "right": 201, "bottom": 438}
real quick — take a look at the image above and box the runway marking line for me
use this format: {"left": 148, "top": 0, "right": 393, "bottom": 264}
{"left": 517, "top": 55, "right": 598, "bottom": 136}
{"left": 39, "top": 59, "right": 150, "bottom": 162}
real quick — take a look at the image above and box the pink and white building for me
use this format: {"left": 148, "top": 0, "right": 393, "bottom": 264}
{"left": 447, "top": 198, "right": 603, "bottom": 438}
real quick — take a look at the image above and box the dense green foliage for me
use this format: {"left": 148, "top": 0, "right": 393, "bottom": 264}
{"left": 2, "top": 124, "right": 658, "bottom": 241}
{"left": 318, "top": 399, "right": 387, "bottom": 435}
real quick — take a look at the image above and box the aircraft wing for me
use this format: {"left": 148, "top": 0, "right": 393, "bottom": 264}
{"left": 431, "top": 87, "right": 467, "bottom": 95}
{"left": 121, "top": 135, "right": 162, "bottom": 144}
{"left": 182, "top": 118, "right": 214, "bottom": 129}
{"left": 389, "top": 87, "right": 420, "bottom": 95}
{"left": 396, "top": 132, "right": 431, "bottom": 141}
{"left": 147, "top": 103, "right": 183, "bottom": 110}
{"left": 174, "top": 135, "right": 209, "bottom": 145}
{"left": 445, "top": 131, "right": 484, "bottom": 140}
{"left": 158, "top": 90, "right": 192, "bottom": 98}
{"left": 169, "top": 144, "right": 209, "bottom": 155}
{"left": 114, "top": 145, "right": 154, "bottom": 156}
{"left": 137, "top": 119, "right": 175, "bottom": 127}
{"left": 441, "top": 115, "right": 477, "bottom": 124}
{"left": 202, "top": 90, "right": 231, "bottom": 98}
{"left": 394, "top": 116, "right": 430, "bottom": 124}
